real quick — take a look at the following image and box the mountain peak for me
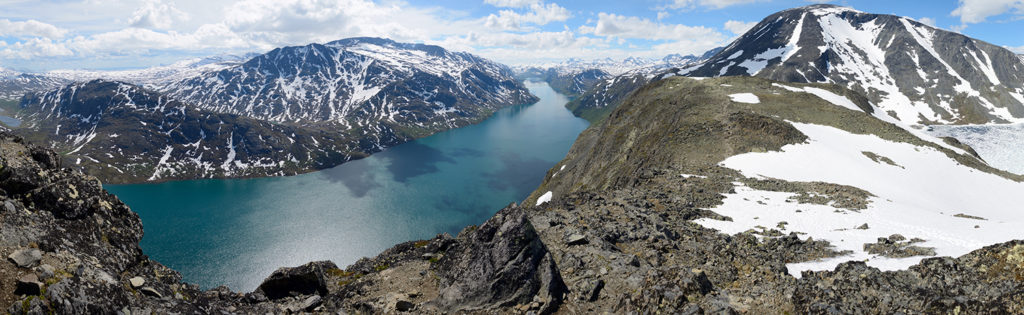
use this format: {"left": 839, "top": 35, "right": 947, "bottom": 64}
{"left": 685, "top": 4, "right": 1024, "bottom": 125}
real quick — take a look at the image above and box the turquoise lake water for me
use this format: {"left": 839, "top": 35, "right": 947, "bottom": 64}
{"left": 106, "top": 82, "right": 589, "bottom": 291}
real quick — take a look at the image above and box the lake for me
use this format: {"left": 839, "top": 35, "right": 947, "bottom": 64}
{"left": 106, "top": 81, "right": 589, "bottom": 291}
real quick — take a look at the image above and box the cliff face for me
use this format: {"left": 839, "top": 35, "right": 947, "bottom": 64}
{"left": 4, "top": 75, "right": 1024, "bottom": 314}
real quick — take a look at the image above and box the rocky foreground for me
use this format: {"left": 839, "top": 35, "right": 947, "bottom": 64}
{"left": 3, "top": 76, "right": 1024, "bottom": 314}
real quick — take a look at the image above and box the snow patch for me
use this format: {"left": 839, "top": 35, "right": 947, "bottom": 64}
{"left": 536, "top": 191, "right": 553, "bottom": 206}
{"left": 696, "top": 122, "right": 1024, "bottom": 275}
{"left": 728, "top": 93, "right": 760, "bottom": 104}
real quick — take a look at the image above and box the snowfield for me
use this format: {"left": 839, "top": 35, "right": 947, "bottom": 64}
{"left": 696, "top": 121, "right": 1024, "bottom": 276}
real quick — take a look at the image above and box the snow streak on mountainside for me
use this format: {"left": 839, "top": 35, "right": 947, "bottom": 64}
{"left": 163, "top": 37, "right": 536, "bottom": 131}
{"left": 14, "top": 80, "right": 362, "bottom": 183}
{"left": 688, "top": 4, "right": 1024, "bottom": 125}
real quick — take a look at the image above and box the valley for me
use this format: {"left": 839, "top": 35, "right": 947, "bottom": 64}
{"left": 1, "top": 1, "right": 1023, "bottom": 314}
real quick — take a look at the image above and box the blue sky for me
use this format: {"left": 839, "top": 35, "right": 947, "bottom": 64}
{"left": 0, "top": 0, "right": 1022, "bottom": 72}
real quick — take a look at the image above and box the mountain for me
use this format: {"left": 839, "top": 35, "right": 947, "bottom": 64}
{"left": 569, "top": 5, "right": 1024, "bottom": 125}
{"left": 556, "top": 48, "right": 722, "bottom": 121}
{"left": 0, "top": 68, "right": 68, "bottom": 101}
{"left": 44, "top": 54, "right": 253, "bottom": 89}
{"left": 12, "top": 80, "right": 364, "bottom": 183}
{"left": 518, "top": 50, "right": 726, "bottom": 100}
{"left": 6, "top": 38, "right": 536, "bottom": 183}
{"left": 161, "top": 37, "right": 536, "bottom": 130}
{"left": 6, "top": 75, "right": 1024, "bottom": 314}
{"left": 687, "top": 4, "right": 1024, "bottom": 124}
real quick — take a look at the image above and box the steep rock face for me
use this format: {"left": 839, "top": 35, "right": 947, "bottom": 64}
{"left": 163, "top": 37, "right": 537, "bottom": 132}
{"left": 13, "top": 80, "right": 363, "bottom": 183}
{"left": 688, "top": 4, "right": 1024, "bottom": 124}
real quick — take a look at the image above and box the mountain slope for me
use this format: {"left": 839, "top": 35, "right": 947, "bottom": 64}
{"left": 569, "top": 5, "right": 1024, "bottom": 125}
{"left": 162, "top": 37, "right": 536, "bottom": 133}
{"left": 13, "top": 80, "right": 366, "bottom": 183}
{"left": 688, "top": 4, "right": 1024, "bottom": 124}
{"left": 522, "top": 75, "right": 1024, "bottom": 312}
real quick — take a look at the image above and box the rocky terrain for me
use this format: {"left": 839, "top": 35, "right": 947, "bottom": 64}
{"left": 568, "top": 4, "right": 1024, "bottom": 124}
{"left": 4, "top": 76, "right": 1023, "bottom": 314}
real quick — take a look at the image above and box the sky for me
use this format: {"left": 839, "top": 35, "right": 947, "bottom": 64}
{"left": 0, "top": 0, "right": 1023, "bottom": 72}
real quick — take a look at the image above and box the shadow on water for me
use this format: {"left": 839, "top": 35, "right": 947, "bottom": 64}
{"left": 379, "top": 141, "right": 455, "bottom": 183}
{"left": 486, "top": 152, "right": 553, "bottom": 196}
{"left": 317, "top": 161, "right": 380, "bottom": 197}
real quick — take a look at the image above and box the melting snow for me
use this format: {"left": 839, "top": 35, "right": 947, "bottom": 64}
{"left": 696, "top": 122, "right": 1024, "bottom": 276}
{"left": 536, "top": 191, "right": 553, "bottom": 206}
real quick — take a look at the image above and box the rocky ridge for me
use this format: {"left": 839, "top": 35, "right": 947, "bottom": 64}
{"left": 3, "top": 76, "right": 1023, "bottom": 314}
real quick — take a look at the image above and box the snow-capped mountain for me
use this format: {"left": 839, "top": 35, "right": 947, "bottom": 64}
{"left": 517, "top": 49, "right": 723, "bottom": 106}
{"left": 44, "top": 54, "right": 253, "bottom": 90}
{"left": 687, "top": 4, "right": 1024, "bottom": 125}
{"left": 162, "top": 37, "right": 536, "bottom": 131}
{"left": 0, "top": 68, "right": 68, "bottom": 101}
{"left": 8, "top": 38, "right": 537, "bottom": 183}
{"left": 14, "top": 80, "right": 363, "bottom": 183}
{"left": 568, "top": 5, "right": 1024, "bottom": 125}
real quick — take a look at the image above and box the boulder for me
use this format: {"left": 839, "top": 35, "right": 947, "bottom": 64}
{"left": 432, "top": 205, "right": 567, "bottom": 313}
{"left": 8, "top": 248, "right": 42, "bottom": 268}
{"left": 14, "top": 273, "right": 43, "bottom": 296}
{"left": 255, "top": 260, "right": 338, "bottom": 300}
{"left": 129, "top": 277, "right": 145, "bottom": 288}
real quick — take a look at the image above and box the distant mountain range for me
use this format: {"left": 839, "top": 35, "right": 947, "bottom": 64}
{"left": 514, "top": 49, "right": 722, "bottom": 100}
{"left": 565, "top": 5, "right": 1024, "bottom": 124}
{"left": 4, "top": 38, "right": 536, "bottom": 183}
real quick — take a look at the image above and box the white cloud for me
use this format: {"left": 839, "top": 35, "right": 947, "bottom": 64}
{"left": 129, "top": 0, "right": 190, "bottom": 29}
{"left": 952, "top": 0, "right": 1024, "bottom": 24}
{"left": 0, "top": 19, "right": 69, "bottom": 39}
{"left": 483, "top": 0, "right": 539, "bottom": 8}
{"left": 723, "top": 20, "right": 757, "bottom": 34}
{"left": 0, "top": 38, "right": 74, "bottom": 59}
{"left": 657, "top": 11, "right": 670, "bottom": 20}
{"left": 580, "top": 13, "right": 722, "bottom": 41}
{"left": 670, "top": 0, "right": 764, "bottom": 10}
{"left": 484, "top": 2, "right": 571, "bottom": 30}
{"left": 916, "top": 17, "right": 936, "bottom": 27}
{"left": 1008, "top": 45, "right": 1024, "bottom": 53}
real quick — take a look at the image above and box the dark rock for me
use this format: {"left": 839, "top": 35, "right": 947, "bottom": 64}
{"left": 14, "top": 274, "right": 43, "bottom": 296}
{"left": 855, "top": 223, "right": 869, "bottom": 230}
{"left": 255, "top": 260, "right": 338, "bottom": 300}
{"left": 432, "top": 205, "right": 567, "bottom": 313}
{"left": 395, "top": 299, "right": 414, "bottom": 312}
{"left": 8, "top": 248, "right": 42, "bottom": 268}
